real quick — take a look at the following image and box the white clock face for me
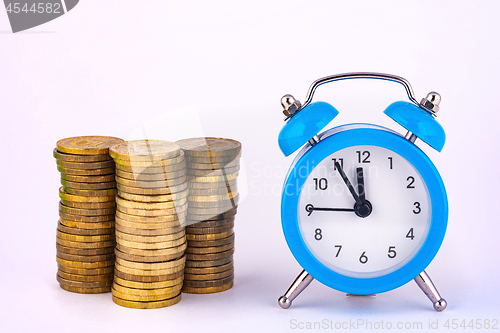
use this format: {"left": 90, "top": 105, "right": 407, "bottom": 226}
{"left": 298, "top": 145, "right": 431, "bottom": 278}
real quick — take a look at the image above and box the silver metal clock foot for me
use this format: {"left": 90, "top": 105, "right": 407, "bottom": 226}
{"left": 278, "top": 270, "right": 314, "bottom": 309}
{"left": 414, "top": 270, "right": 447, "bottom": 312}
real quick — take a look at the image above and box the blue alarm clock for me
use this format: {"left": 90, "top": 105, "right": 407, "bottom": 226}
{"left": 277, "top": 73, "right": 448, "bottom": 311}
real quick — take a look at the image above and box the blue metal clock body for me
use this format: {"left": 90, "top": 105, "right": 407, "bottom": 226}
{"left": 280, "top": 123, "right": 448, "bottom": 295}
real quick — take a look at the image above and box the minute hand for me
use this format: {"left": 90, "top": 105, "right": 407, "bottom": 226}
{"left": 334, "top": 162, "right": 362, "bottom": 205}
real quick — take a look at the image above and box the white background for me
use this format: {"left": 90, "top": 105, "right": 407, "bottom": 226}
{"left": 1, "top": 1, "right": 499, "bottom": 332}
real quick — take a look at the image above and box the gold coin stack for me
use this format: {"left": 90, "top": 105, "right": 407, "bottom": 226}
{"left": 109, "top": 140, "right": 188, "bottom": 309}
{"left": 54, "top": 136, "right": 124, "bottom": 294}
{"left": 176, "top": 137, "right": 241, "bottom": 294}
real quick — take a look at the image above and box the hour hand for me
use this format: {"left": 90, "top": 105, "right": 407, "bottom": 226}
{"left": 335, "top": 162, "right": 362, "bottom": 205}
{"left": 305, "top": 204, "right": 356, "bottom": 216}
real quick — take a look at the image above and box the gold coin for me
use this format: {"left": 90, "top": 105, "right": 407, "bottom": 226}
{"left": 115, "top": 256, "right": 185, "bottom": 270}
{"left": 117, "top": 203, "right": 187, "bottom": 217}
{"left": 57, "top": 166, "right": 115, "bottom": 176}
{"left": 114, "top": 267, "right": 184, "bottom": 283}
{"left": 113, "top": 275, "right": 183, "bottom": 289}
{"left": 115, "top": 229, "right": 185, "bottom": 243}
{"left": 187, "top": 206, "right": 236, "bottom": 217}
{"left": 115, "top": 216, "right": 182, "bottom": 230}
{"left": 183, "top": 261, "right": 233, "bottom": 275}
{"left": 117, "top": 189, "right": 188, "bottom": 203}
{"left": 115, "top": 242, "right": 186, "bottom": 257}
{"left": 116, "top": 210, "right": 185, "bottom": 224}
{"left": 61, "top": 173, "right": 115, "bottom": 183}
{"left": 59, "top": 187, "right": 115, "bottom": 203}
{"left": 61, "top": 179, "right": 116, "bottom": 190}
{"left": 187, "top": 173, "right": 238, "bottom": 182}
{"left": 186, "top": 209, "right": 237, "bottom": 222}
{"left": 176, "top": 137, "right": 241, "bottom": 157}
{"left": 116, "top": 175, "right": 187, "bottom": 189}
{"left": 116, "top": 196, "right": 186, "bottom": 210}
{"left": 60, "top": 285, "right": 111, "bottom": 294}
{"left": 56, "top": 257, "right": 114, "bottom": 269}
{"left": 187, "top": 233, "right": 235, "bottom": 248}
{"left": 113, "top": 282, "right": 182, "bottom": 297}
{"left": 56, "top": 229, "right": 114, "bottom": 243}
{"left": 186, "top": 248, "right": 234, "bottom": 261}
{"left": 115, "top": 223, "right": 183, "bottom": 236}
{"left": 188, "top": 186, "right": 238, "bottom": 196}
{"left": 57, "top": 251, "right": 115, "bottom": 262}
{"left": 186, "top": 223, "right": 234, "bottom": 235}
{"left": 109, "top": 140, "right": 180, "bottom": 161}
{"left": 62, "top": 187, "right": 117, "bottom": 197}
{"left": 53, "top": 148, "right": 112, "bottom": 162}
{"left": 58, "top": 221, "right": 113, "bottom": 235}
{"left": 112, "top": 293, "right": 181, "bottom": 309}
{"left": 59, "top": 219, "right": 115, "bottom": 230}
{"left": 115, "top": 245, "right": 185, "bottom": 263}
{"left": 182, "top": 275, "right": 234, "bottom": 288}
{"left": 59, "top": 211, "right": 115, "bottom": 223}
{"left": 115, "top": 161, "right": 186, "bottom": 174}
{"left": 60, "top": 199, "right": 116, "bottom": 210}
{"left": 57, "top": 274, "right": 113, "bottom": 288}
{"left": 187, "top": 179, "right": 237, "bottom": 189}
{"left": 187, "top": 192, "right": 238, "bottom": 202}
{"left": 185, "top": 217, "right": 235, "bottom": 228}
{"left": 112, "top": 287, "right": 180, "bottom": 302}
{"left": 184, "top": 255, "right": 233, "bottom": 268}
{"left": 57, "top": 264, "right": 114, "bottom": 275}
{"left": 184, "top": 267, "right": 234, "bottom": 281}
{"left": 187, "top": 197, "right": 238, "bottom": 208}
{"left": 59, "top": 202, "right": 116, "bottom": 216}
{"left": 116, "top": 182, "right": 188, "bottom": 196}
{"left": 114, "top": 262, "right": 184, "bottom": 276}
{"left": 186, "top": 165, "right": 240, "bottom": 177}
{"left": 57, "top": 136, "right": 124, "bottom": 155}
{"left": 56, "top": 237, "right": 115, "bottom": 249}
{"left": 115, "top": 168, "right": 186, "bottom": 181}
{"left": 184, "top": 160, "right": 239, "bottom": 170}
{"left": 114, "top": 152, "right": 185, "bottom": 167}
{"left": 185, "top": 241, "right": 234, "bottom": 254}
{"left": 57, "top": 270, "right": 114, "bottom": 282}
{"left": 186, "top": 154, "right": 240, "bottom": 164}
{"left": 116, "top": 235, "right": 186, "bottom": 250}
{"left": 181, "top": 281, "right": 233, "bottom": 294}
{"left": 56, "top": 159, "right": 115, "bottom": 170}
{"left": 56, "top": 244, "right": 114, "bottom": 256}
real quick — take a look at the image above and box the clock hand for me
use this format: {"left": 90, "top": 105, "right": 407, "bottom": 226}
{"left": 334, "top": 162, "right": 362, "bottom": 205}
{"left": 356, "top": 167, "right": 366, "bottom": 203}
{"left": 305, "top": 204, "right": 355, "bottom": 216}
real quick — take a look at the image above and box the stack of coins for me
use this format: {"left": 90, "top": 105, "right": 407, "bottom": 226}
{"left": 55, "top": 136, "right": 124, "bottom": 294}
{"left": 176, "top": 137, "right": 241, "bottom": 294}
{"left": 109, "top": 140, "right": 188, "bottom": 309}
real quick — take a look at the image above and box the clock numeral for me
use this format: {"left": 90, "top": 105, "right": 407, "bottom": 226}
{"left": 314, "top": 228, "right": 322, "bottom": 241}
{"left": 356, "top": 151, "right": 371, "bottom": 163}
{"left": 406, "top": 228, "right": 415, "bottom": 240}
{"left": 359, "top": 251, "right": 368, "bottom": 264}
{"left": 388, "top": 157, "right": 393, "bottom": 169}
{"left": 332, "top": 158, "right": 343, "bottom": 170}
{"left": 305, "top": 204, "right": 313, "bottom": 216}
{"left": 413, "top": 202, "right": 421, "bottom": 214}
{"left": 334, "top": 245, "right": 342, "bottom": 257}
{"left": 388, "top": 246, "right": 397, "bottom": 258}
{"left": 313, "top": 177, "right": 328, "bottom": 190}
{"left": 407, "top": 176, "right": 415, "bottom": 188}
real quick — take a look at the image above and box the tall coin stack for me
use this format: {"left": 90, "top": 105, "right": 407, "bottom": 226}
{"left": 109, "top": 140, "right": 188, "bottom": 309}
{"left": 55, "top": 136, "right": 124, "bottom": 294}
{"left": 176, "top": 138, "right": 241, "bottom": 294}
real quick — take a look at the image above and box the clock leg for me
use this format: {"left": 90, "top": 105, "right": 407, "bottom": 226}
{"left": 414, "top": 270, "right": 447, "bottom": 312}
{"left": 278, "top": 270, "right": 314, "bottom": 309}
